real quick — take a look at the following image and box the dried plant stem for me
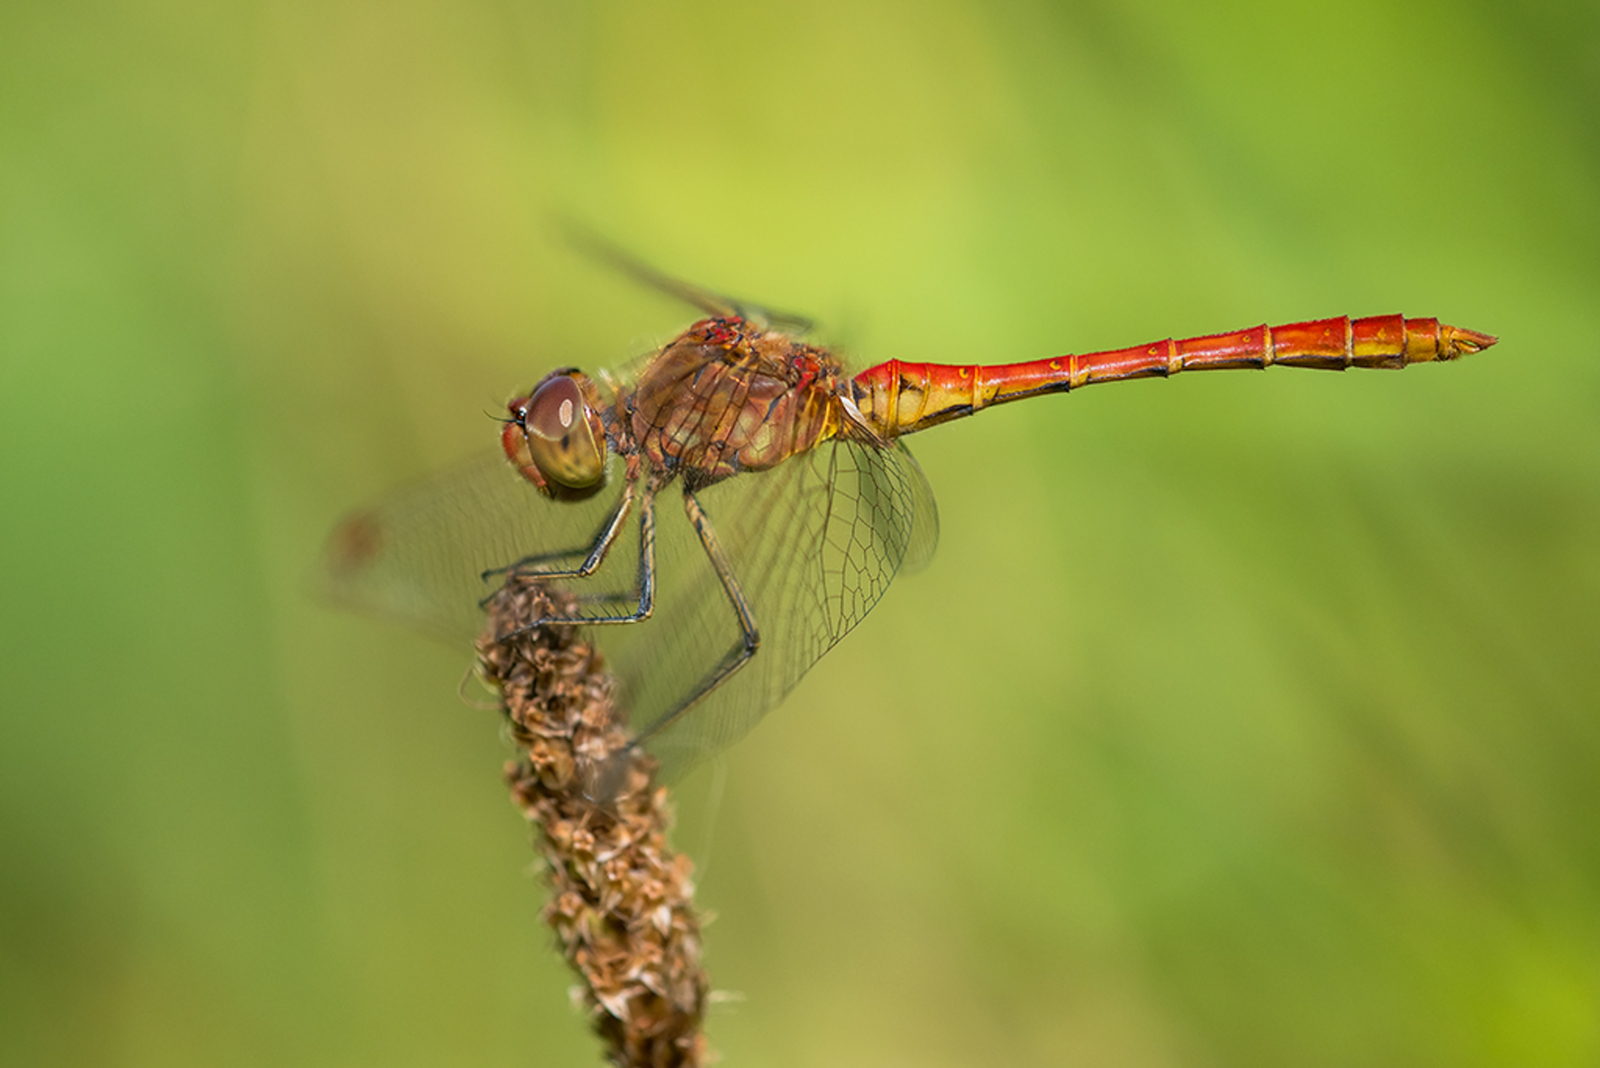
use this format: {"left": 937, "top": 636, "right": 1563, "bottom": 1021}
{"left": 477, "top": 575, "right": 709, "bottom": 1068}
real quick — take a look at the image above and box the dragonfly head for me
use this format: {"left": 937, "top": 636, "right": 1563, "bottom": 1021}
{"left": 503, "top": 370, "right": 608, "bottom": 500}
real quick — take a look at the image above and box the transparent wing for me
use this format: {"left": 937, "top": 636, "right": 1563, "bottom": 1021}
{"left": 601, "top": 439, "right": 939, "bottom": 779}
{"left": 563, "top": 222, "right": 816, "bottom": 335}
{"left": 323, "top": 452, "right": 629, "bottom": 642}
{"left": 323, "top": 440, "right": 939, "bottom": 782}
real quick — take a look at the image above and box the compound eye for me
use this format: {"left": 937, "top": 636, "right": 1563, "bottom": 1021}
{"left": 523, "top": 374, "right": 604, "bottom": 489}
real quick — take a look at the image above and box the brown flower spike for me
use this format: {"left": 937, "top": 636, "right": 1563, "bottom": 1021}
{"left": 477, "top": 575, "right": 709, "bottom": 1067}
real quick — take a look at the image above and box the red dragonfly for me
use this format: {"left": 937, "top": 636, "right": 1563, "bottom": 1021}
{"left": 327, "top": 273, "right": 1496, "bottom": 780}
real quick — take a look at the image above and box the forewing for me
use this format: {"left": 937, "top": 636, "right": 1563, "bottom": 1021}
{"left": 323, "top": 453, "right": 628, "bottom": 642}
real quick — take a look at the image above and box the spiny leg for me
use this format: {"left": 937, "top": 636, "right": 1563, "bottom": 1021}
{"left": 481, "top": 477, "right": 637, "bottom": 587}
{"left": 631, "top": 488, "right": 761, "bottom": 749}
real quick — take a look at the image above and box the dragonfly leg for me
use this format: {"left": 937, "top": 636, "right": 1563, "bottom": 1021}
{"left": 482, "top": 478, "right": 637, "bottom": 584}
{"left": 498, "top": 483, "right": 658, "bottom": 636}
{"left": 631, "top": 489, "right": 761, "bottom": 748}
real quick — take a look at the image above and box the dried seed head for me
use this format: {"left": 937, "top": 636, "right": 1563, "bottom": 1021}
{"left": 478, "top": 574, "right": 710, "bottom": 1068}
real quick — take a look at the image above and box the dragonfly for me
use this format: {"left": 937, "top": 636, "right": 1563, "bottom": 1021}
{"left": 326, "top": 270, "right": 1496, "bottom": 781}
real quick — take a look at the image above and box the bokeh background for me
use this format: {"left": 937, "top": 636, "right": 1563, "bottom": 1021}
{"left": 5, "top": 1, "right": 1599, "bottom": 1065}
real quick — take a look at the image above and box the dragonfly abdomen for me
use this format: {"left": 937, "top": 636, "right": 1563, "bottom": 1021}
{"left": 852, "top": 314, "right": 1497, "bottom": 437}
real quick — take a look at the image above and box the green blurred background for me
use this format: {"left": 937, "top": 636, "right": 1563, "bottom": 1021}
{"left": 4, "top": 1, "right": 1598, "bottom": 1065}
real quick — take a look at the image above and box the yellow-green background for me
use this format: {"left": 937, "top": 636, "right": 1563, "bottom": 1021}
{"left": 4, "top": 1, "right": 1598, "bottom": 1065}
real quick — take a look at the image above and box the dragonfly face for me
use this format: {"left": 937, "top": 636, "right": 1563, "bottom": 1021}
{"left": 502, "top": 369, "right": 609, "bottom": 500}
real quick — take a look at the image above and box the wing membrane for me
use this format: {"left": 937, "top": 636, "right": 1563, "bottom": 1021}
{"left": 603, "top": 440, "right": 938, "bottom": 778}
{"left": 323, "top": 453, "right": 627, "bottom": 641}
{"left": 323, "top": 441, "right": 939, "bottom": 781}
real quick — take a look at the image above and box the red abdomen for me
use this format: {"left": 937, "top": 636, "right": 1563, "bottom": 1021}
{"left": 852, "top": 314, "right": 1498, "bottom": 438}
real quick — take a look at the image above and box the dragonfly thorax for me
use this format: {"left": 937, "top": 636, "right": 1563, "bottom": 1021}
{"left": 629, "top": 317, "right": 850, "bottom": 488}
